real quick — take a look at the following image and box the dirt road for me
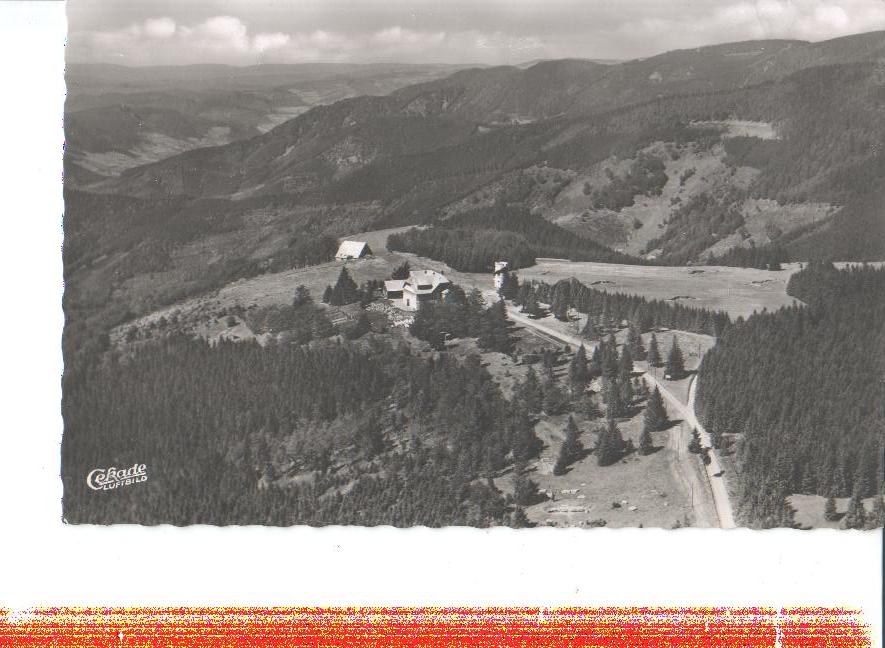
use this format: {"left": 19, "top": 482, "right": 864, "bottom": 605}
{"left": 504, "top": 301, "right": 735, "bottom": 529}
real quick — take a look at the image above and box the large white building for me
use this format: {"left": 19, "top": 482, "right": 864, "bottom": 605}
{"left": 384, "top": 269, "right": 451, "bottom": 311}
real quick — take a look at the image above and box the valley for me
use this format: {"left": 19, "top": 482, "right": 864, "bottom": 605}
{"left": 61, "top": 29, "right": 885, "bottom": 529}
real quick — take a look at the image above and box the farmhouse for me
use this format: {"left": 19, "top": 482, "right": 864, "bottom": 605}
{"left": 335, "top": 240, "right": 372, "bottom": 260}
{"left": 384, "top": 269, "right": 450, "bottom": 311}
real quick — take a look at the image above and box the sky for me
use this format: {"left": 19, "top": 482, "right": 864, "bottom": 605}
{"left": 67, "top": 0, "right": 885, "bottom": 66}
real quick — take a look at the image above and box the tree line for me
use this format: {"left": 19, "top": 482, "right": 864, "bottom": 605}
{"left": 500, "top": 274, "right": 731, "bottom": 337}
{"left": 696, "top": 261, "right": 885, "bottom": 528}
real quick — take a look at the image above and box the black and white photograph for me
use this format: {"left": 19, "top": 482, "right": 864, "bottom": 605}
{"left": 61, "top": 0, "right": 884, "bottom": 530}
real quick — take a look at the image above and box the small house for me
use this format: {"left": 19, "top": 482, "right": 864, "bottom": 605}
{"left": 385, "top": 269, "right": 450, "bottom": 311}
{"left": 336, "top": 240, "right": 372, "bottom": 260}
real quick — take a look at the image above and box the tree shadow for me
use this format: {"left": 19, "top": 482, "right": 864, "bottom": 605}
{"left": 660, "top": 418, "right": 684, "bottom": 431}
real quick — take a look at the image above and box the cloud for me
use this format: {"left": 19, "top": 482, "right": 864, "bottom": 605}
{"left": 66, "top": 1, "right": 885, "bottom": 65}
{"left": 143, "top": 17, "right": 175, "bottom": 39}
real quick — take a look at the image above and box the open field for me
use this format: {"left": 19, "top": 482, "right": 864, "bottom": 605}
{"left": 516, "top": 260, "right": 805, "bottom": 319}
{"left": 496, "top": 407, "right": 710, "bottom": 529}
{"left": 789, "top": 494, "right": 879, "bottom": 530}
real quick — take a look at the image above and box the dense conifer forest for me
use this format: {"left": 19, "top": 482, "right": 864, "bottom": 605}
{"left": 62, "top": 336, "right": 542, "bottom": 526}
{"left": 387, "top": 206, "right": 644, "bottom": 272}
{"left": 696, "top": 262, "right": 885, "bottom": 528}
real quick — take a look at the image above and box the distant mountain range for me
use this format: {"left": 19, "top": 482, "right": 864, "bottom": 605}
{"left": 63, "top": 30, "right": 885, "bottom": 349}
{"left": 65, "top": 61, "right": 477, "bottom": 177}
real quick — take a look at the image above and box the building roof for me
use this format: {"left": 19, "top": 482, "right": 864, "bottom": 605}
{"left": 336, "top": 240, "right": 371, "bottom": 258}
{"left": 384, "top": 279, "right": 406, "bottom": 292}
{"left": 404, "top": 269, "right": 449, "bottom": 294}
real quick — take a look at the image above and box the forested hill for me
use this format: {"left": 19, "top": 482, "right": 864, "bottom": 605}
{"left": 63, "top": 336, "right": 543, "bottom": 526}
{"left": 387, "top": 206, "right": 644, "bottom": 272}
{"left": 696, "top": 262, "right": 885, "bottom": 528}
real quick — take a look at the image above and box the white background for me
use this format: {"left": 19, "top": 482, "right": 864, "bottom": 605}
{"left": 0, "top": 1, "right": 880, "bottom": 640}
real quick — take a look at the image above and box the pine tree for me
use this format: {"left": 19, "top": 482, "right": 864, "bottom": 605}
{"left": 867, "top": 496, "right": 885, "bottom": 529}
{"left": 410, "top": 301, "right": 444, "bottom": 349}
{"left": 322, "top": 285, "right": 334, "bottom": 303}
{"left": 509, "top": 507, "right": 533, "bottom": 528}
{"left": 627, "top": 324, "right": 646, "bottom": 359}
{"left": 543, "top": 380, "right": 569, "bottom": 416}
{"left": 552, "top": 298, "right": 569, "bottom": 321}
{"left": 688, "top": 428, "right": 702, "bottom": 454}
{"left": 644, "top": 387, "right": 668, "bottom": 431}
{"left": 823, "top": 496, "right": 838, "bottom": 521}
{"left": 596, "top": 417, "right": 627, "bottom": 467}
{"left": 639, "top": 424, "right": 654, "bottom": 456}
{"left": 519, "top": 367, "right": 543, "bottom": 414}
{"left": 647, "top": 333, "right": 662, "bottom": 367}
{"left": 478, "top": 300, "right": 513, "bottom": 353}
{"left": 522, "top": 287, "right": 542, "bottom": 318}
{"left": 512, "top": 460, "right": 541, "bottom": 506}
{"left": 391, "top": 261, "right": 411, "bottom": 280}
{"left": 843, "top": 492, "right": 867, "bottom": 529}
{"left": 553, "top": 416, "right": 583, "bottom": 474}
{"left": 602, "top": 335, "right": 619, "bottom": 379}
{"left": 330, "top": 267, "right": 360, "bottom": 305}
{"left": 666, "top": 337, "right": 686, "bottom": 379}
{"left": 292, "top": 284, "right": 312, "bottom": 307}
{"left": 618, "top": 345, "right": 634, "bottom": 378}
{"left": 581, "top": 317, "right": 600, "bottom": 341}
{"left": 569, "top": 344, "right": 590, "bottom": 391}
{"left": 588, "top": 344, "right": 603, "bottom": 378}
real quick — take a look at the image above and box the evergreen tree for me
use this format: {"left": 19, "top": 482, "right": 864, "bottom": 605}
{"left": 410, "top": 302, "right": 444, "bottom": 349}
{"left": 391, "top": 261, "right": 411, "bottom": 280}
{"left": 519, "top": 367, "right": 543, "bottom": 414}
{"left": 329, "top": 267, "right": 360, "bottom": 305}
{"left": 522, "top": 287, "right": 542, "bottom": 318}
{"left": 292, "top": 284, "right": 313, "bottom": 307}
{"left": 618, "top": 345, "right": 634, "bottom": 378}
{"left": 602, "top": 335, "right": 619, "bottom": 379}
{"left": 509, "top": 507, "right": 533, "bottom": 528}
{"left": 478, "top": 300, "right": 514, "bottom": 353}
{"left": 596, "top": 417, "right": 627, "bottom": 467}
{"left": 550, "top": 283, "right": 570, "bottom": 321}
{"left": 543, "top": 380, "right": 570, "bottom": 416}
{"left": 568, "top": 344, "right": 590, "bottom": 391}
{"left": 639, "top": 424, "right": 654, "bottom": 456}
{"left": 867, "top": 496, "right": 885, "bottom": 529}
{"left": 688, "top": 428, "right": 702, "bottom": 454}
{"left": 644, "top": 387, "right": 668, "bottom": 431}
{"left": 322, "top": 285, "right": 334, "bottom": 304}
{"left": 581, "top": 317, "right": 600, "bottom": 341}
{"left": 843, "top": 492, "right": 867, "bottom": 529}
{"left": 823, "top": 496, "right": 839, "bottom": 521}
{"left": 553, "top": 416, "right": 584, "bottom": 474}
{"left": 356, "top": 413, "right": 385, "bottom": 459}
{"left": 512, "top": 460, "right": 541, "bottom": 506}
{"left": 666, "top": 337, "right": 686, "bottom": 379}
{"left": 588, "top": 344, "right": 603, "bottom": 378}
{"left": 627, "top": 324, "right": 646, "bottom": 359}
{"left": 647, "top": 333, "right": 662, "bottom": 367}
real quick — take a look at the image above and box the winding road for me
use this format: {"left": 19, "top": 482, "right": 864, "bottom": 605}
{"left": 504, "top": 302, "right": 737, "bottom": 529}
